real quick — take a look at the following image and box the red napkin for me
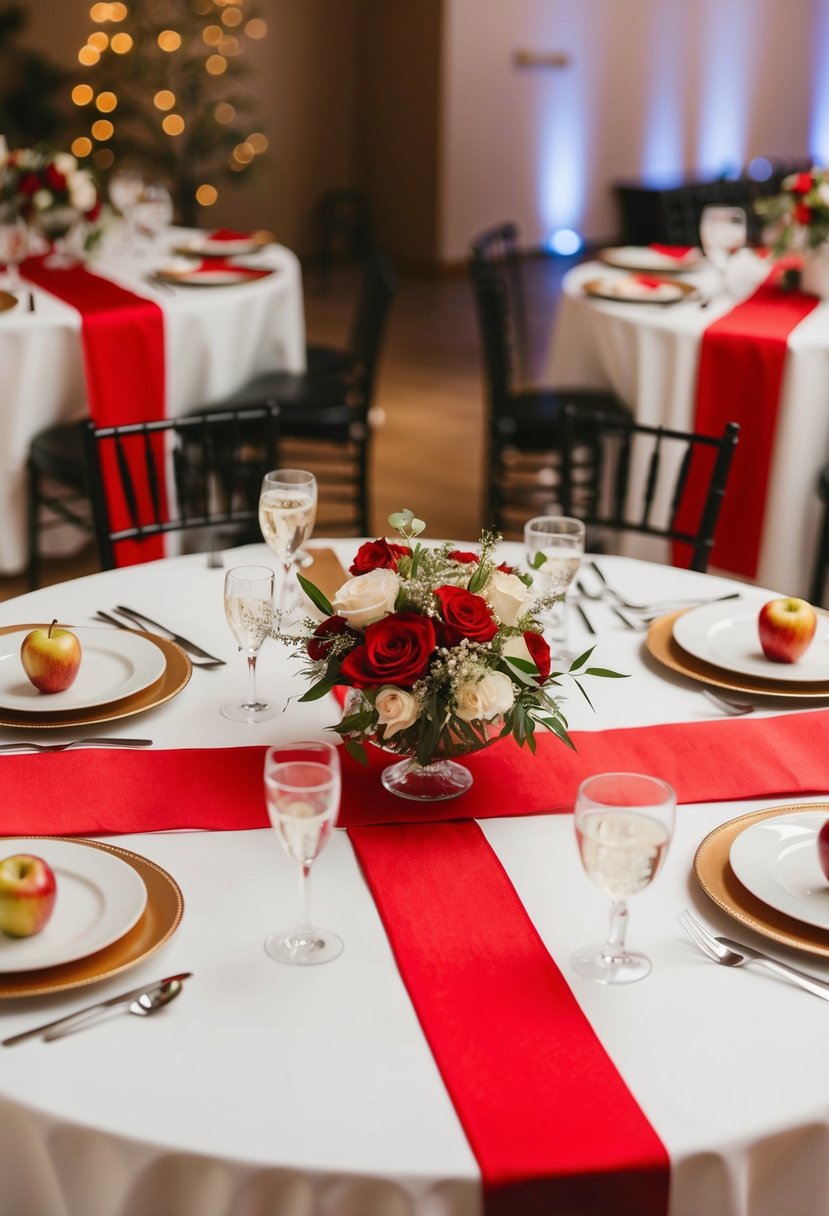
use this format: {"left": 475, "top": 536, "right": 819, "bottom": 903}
{"left": 191, "top": 259, "right": 272, "bottom": 279}
{"left": 207, "top": 229, "right": 253, "bottom": 242}
{"left": 634, "top": 274, "right": 669, "bottom": 290}
{"left": 20, "top": 256, "right": 167, "bottom": 567}
{"left": 673, "top": 272, "right": 819, "bottom": 576}
{"left": 350, "top": 821, "right": 670, "bottom": 1216}
{"left": 649, "top": 244, "right": 694, "bottom": 259}
{"left": 3, "top": 708, "right": 829, "bottom": 836}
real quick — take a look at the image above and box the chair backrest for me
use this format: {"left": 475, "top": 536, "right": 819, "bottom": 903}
{"left": 82, "top": 405, "right": 281, "bottom": 569}
{"left": 347, "top": 252, "right": 399, "bottom": 407}
{"left": 469, "top": 221, "right": 529, "bottom": 391}
{"left": 560, "top": 405, "right": 740, "bottom": 572}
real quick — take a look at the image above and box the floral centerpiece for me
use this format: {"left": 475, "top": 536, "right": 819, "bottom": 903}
{"left": 0, "top": 142, "right": 101, "bottom": 250}
{"left": 756, "top": 167, "right": 829, "bottom": 255}
{"left": 285, "top": 510, "right": 621, "bottom": 801}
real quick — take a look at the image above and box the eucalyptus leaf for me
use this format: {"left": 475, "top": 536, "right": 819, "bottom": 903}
{"left": 297, "top": 574, "right": 334, "bottom": 618}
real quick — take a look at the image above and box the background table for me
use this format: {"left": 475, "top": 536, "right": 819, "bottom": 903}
{"left": 0, "top": 228, "right": 305, "bottom": 575}
{"left": 0, "top": 543, "right": 828, "bottom": 1216}
{"left": 546, "top": 258, "right": 829, "bottom": 600}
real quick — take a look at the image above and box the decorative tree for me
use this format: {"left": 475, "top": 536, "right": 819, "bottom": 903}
{"left": 69, "top": 0, "right": 268, "bottom": 226}
{"left": 0, "top": 4, "right": 70, "bottom": 147}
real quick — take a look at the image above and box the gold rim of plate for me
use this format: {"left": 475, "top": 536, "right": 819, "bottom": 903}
{"left": 597, "top": 248, "right": 702, "bottom": 274}
{"left": 694, "top": 804, "right": 829, "bottom": 958}
{"left": 582, "top": 276, "right": 697, "bottom": 304}
{"left": 646, "top": 611, "right": 829, "bottom": 699}
{"left": 0, "top": 624, "right": 191, "bottom": 729}
{"left": 0, "top": 837, "right": 184, "bottom": 998}
{"left": 154, "top": 267, "right": 271, "bottom": 286}
{"left": 0, "top": 291, "right": 18, "bottom": 313}
{"left": 170, "top": 230, "right": 273, "bottom": 259}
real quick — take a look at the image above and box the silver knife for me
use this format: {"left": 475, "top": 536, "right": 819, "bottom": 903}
{"left": 113, "top": 606, "right": 226, "bottom": 664}
{"left": 2, "top": 972, "right": 193, "bottom": 1046}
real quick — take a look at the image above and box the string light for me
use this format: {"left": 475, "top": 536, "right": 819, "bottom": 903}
{"left": 70, "top": 0, "right": 269, "bottom": 219}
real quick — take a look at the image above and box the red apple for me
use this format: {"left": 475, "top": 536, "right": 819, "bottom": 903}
{"left": 20, "top": 620, "right": 82, "bottom": 693}
{"left": 818, "top": 820, "right": 829, "bottom": 883}
{"left": 0, "top": 854, "right": 57, "bottom": 938}
{"left": 757, "top": 597, "right": 817, "bottom": 663}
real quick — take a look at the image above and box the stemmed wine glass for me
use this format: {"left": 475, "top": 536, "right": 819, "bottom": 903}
{"left": 221, "top": 564, "right": 279, "bottom": 723}
{"left": 0, "top": 215, "right": 28, "bottom": 294}
{"left": 571, "top": 772, "right": 676, "bottom": 985}
{"left": 131, "top": 181, "right": 174, "bottom": 247}
{"left": 108, "top": 168, "right": 145, "bottom": 252}
{"left": 263, "top": 739, "right": 343, "bottom": 965}
{"left": 699, "top": 205, "right": 747, "bottom": 296}
{"left": 34, "top": 207, "right": 80, "bottom": 270}
{"left": 524, "top": 515, "right": 585, "bottom": 662}
{"left": 258, "top": 469, "right": 318, "bottom": 625}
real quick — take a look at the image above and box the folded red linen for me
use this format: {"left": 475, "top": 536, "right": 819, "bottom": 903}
{"left": 20, "top": 255, "right": 167, "bottom": 567}
{"left": 349, "top": 820, "right": 670, "bottom": 1216}
{"left": 649, "top": 244, "right": 694, "bottom": 259}
{"left": 190, "top": 259, "right": 272, "bottom": 279}
{"left": 3, "top": 708, "right": 829, "bottom": 836}
{"left": 673, "top": 273, "right": 818, "bottom": 576}
{"left": 207, "top": 229, "right": 253, "bottom": 242}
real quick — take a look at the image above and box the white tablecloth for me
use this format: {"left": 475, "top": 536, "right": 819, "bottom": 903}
{"left": 0, "top": 542, "right": 828, "bottom": 1216}
{"left": 546, "top": 259, "right": 829, "bottom": 599}
{"left": 0, "top": 228, "right": 306, "bottom": 574}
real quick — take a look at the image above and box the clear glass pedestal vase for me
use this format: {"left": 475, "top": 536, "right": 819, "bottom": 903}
{"left": 380, "top": 756, "right": 474, "bottom": 801}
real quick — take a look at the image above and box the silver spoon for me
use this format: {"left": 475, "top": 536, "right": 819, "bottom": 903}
{"left": 701, "top": 687, "right": 755, "bottom": 715}
{"left": 43, "top": 979, "right": 187, "bottom": 1042}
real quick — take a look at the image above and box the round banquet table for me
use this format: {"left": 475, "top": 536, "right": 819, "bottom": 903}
{"left": 546, "top": 255, "right": 829, "bottom": 600}
{"left": 0, "top": 227, "right": 305, "bottom": 575}
{"left": 0, "top": 541, "right": 828, "bottom": 1216}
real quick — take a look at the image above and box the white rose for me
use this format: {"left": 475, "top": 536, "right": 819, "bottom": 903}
{"left": 332, "top": 568, "right": 399, "bottom": 629}
{"left": 54, "top": 153, "right": 78, "bottom": 176}
{"left": 375, "top": 687, "right": 418, "bottom": 738}
{"left": 502, "top": 635, "right": 533, "bottom": 666}
{"left": 33, "top": 189, "right": 53, "bottom": 213}
{"left": 69, "top": 171, "right": 96, "bottom": 213}
{"left": 455, "top": 670, "right": 515, "bottom": 723}
{"left": 818, "top": 183, "right": 829, "bottom": 207}
{"left": 483, "top": 568, "right": 534, "bottom": 627}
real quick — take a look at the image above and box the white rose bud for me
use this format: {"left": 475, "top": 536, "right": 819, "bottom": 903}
{"left": 375, "top": 687, "right": 418, "bottom": 738}
{"left": 33, "top": 189, "right": 53, "bottom": 213}
{"left": 483, "top": 568, "right": 534, "bottom": 627}
{"left": 455, "top": 670, "right": 515, "bottom": 723}
{"left": 69, "top": 171, "right": 96, "bottom": 213}
{"left": 54, "top": 153, "right": 78, "bottom": 176}
{"left": 818, "top": 183, "right": 829, "bottom": 207}
{"left": 332, "top": 568, "right": 400, "bottom": 629}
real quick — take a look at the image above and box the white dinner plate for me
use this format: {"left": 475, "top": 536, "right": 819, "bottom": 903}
{"left": 0, "top": 839, "right": 147, "bottom": 972}
{"left": 582, "top": 275, "right": 696, "bottom": 305}
{"left": 672, "top": 601, "right": 829, "bottom": 682}
{"left": 155, "top": 265, "right": 272, "bottom": 287}
{"left": 729, "top": 811, "right": 829, "bottom": 930}
{"left": 598, "top": 245, "right": 703, "bottom": 273}
{"left": 0, "top": 626, "right": 166, "bottom": 711}
{"left": 172, "top": 234, "right": 270, "bottom": 259}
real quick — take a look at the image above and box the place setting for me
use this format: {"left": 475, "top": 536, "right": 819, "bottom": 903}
{"left": 581, "top": 272, "right": 699, "bottom": 305}
{"left": 597, "top": 244, "right": 704, "bottom": 273}
{"left": 0, "top": 620, "right": 191, "bottom": 730}
{"left": 0, "top": 836, "right": 184, "bottom": 1000}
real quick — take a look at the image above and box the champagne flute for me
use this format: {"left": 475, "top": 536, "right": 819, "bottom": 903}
{"left": 264, "top": 740, "right": 343, "bottom": 965}
{"left": 221, "top": 564, "right": 278, "bottom": 723}
{"left": 524, "top": 515, "right": 585, "bottom": 662}
{"left": 108, "top": 168, "right": 144, "bottom": 251}
{"left": 34, "top": 206, "right": 79, "bottom": 270}
{"left": 571, "top": 772, "right": 676, "bottom": 985}
{"left": 699, "top": 205, "right": 747, "bottom": 295}
{"left": 131, "top": 181, "right": 174, "bottom": 247}
{"left": 0, "top": 216, "right": 28, "bottom": 294}
{"left": 258, "top": 469, "right": 318, "bottom": 624}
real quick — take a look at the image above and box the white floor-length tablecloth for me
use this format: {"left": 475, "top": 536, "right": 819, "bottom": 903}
{"left": 0, "top": 542, "right": 828, "bottom": 1216}
{"left": 0, "top": 229, "right": 305, "bottom": 574}
{"left": 546, "top": 259, "right": 829, "bottom": 599}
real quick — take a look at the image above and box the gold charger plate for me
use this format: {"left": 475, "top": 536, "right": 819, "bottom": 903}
{"left": 583, "top": 276, "right": 697, "bottom": 305}
{"left": 0, "top": 291, "right": 18, "bottom": 314}
{"left": 694, "top": 804, "right": 829, "bottom": 958}
{"left": 0, "top": 838, "right": 184, "bottom": 998}
{"left": 153, "top": 266, "right": 273, "bottom": 287}
{"left": 0, "top": 624, "right": 191, "bottom": 729}
{"left": 646, "top": 611, "right": 829, "bottom": 699}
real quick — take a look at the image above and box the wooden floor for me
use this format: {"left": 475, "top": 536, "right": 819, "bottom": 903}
{"left": 0, "top": 252, "right": 578, "bottom": 602}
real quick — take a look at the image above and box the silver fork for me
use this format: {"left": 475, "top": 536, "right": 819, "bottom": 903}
{"left": 678, "top": 909, "right": 829, "bottom": 1000}
{"left": 95, "top": 611, "right": 225, "bottom": 669}
{"left": 586, "top": 562, "right": 740, "bottom": 614}
{"left": 0, "top": 738, "right": 153, "bottom": 753}
{"left": 701, "top": 687, "right": 755, "bottom": 715}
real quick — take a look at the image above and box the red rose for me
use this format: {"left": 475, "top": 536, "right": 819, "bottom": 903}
{"left": 339, "top": 612, "right": 436, "bottom": 688}
{"left": 44, "top": 163, "right": 67, "bottom": 193}
{"left": 434, "top": 585, "right": 498, "bottom": 645}
{"left": 496, "top": 562, "right": 514, "bottom": 574}
{"left": 792, "top": 173, "right": 814, "bottom": 195}
{"left": 349, "top": 538, "right": 411, "bottom": 575}
{"left": 307, "top": 614, "right": 352, "bottom": 662}
{"left": 795, "top": 201, "right": 812, "bottom": 226}
{"left": 16, "top": 172, "right": 40, "bottom": 197}
{"left": 86, "top": 197, "right": 102, "bottom": 221}
{"left": 448, "top": 550, "right": 479, "bottom": 564}
{"left": 523, "top": 631, "right": 551, "bottom": 682}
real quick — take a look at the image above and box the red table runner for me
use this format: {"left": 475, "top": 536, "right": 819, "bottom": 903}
{"left": 4, "top": 708, "right": 829, "bottom": 836}
{"left": 349, "top": 820, "right": 669, "bottom": 1216}
{"left": 22, "top": 255, "right": 167, "bottom": 566}
{"left": 675, "top": 272, "right": 818, "bottom": 577}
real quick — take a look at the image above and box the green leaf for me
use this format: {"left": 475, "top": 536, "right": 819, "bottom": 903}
{"left": 584, "top": 667, "right": 629, "bottom": 678}
{"left": 529, "top": 552, "right": 547, "bottom": 569}
{"left": 388, "top": 509, "right": 414, "bottom": 530}
{"left": 297, "top": 679, "right": 334, "bottom": 702}
{"left": 297, "top": 574, "right": 334, "bottom": 618}
{"left": 345, "top": 738, "right": 369, "bottom": 766}
{"left": 567, "top": 646, "right": 595, "bottom": 672}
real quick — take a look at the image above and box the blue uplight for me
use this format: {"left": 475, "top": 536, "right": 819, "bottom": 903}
{"left": 547, "top": 228, "right": 584, "bottom": 256}
{"left": 747, "top": 157, "right": 773, "bottom": 182}
{"left": 810, "top": 2, "right": 829, "bottom": 161}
